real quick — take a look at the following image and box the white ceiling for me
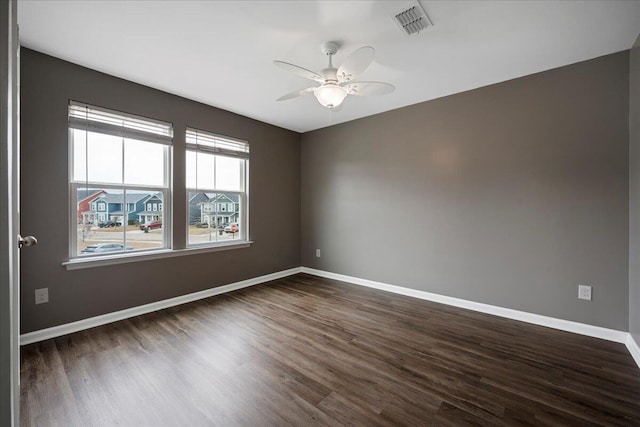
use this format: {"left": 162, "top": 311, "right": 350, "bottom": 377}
{"left": 17, "top": 0, "right": 640, "bottom": 133}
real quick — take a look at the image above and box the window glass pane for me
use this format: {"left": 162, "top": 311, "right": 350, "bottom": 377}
{"left": 124, "top": 139, "right": 165, "bottom": 186}
{"left": 87, "top": 132, "right": 123, "bottom": 184}
{"left": 188, "top": 191, "right": 241, "bottom": 245}
{"left": 72, "top": 129, "right": 87, "bottom": 182}
{"left": 76, "top": 188, "right": 127, "bottom": 255}
{"left": 186, "top": 150, "right": 196, "bottom": 188}
{"left": 196, "top": 151, "right": 216, "bottom": 190}
{"left": 186, "top": 150, "right": 216, "bottom": 190}
{"left": 76, "top": 188, "right": 164, "bottom": 255}
{"left": 215, "top": 155, "right": 242, "bottom": 192}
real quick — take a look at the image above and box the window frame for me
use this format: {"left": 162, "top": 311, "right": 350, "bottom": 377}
{"left": 68, "top": 101, "right": 173, "bottom": 260}
{"left": 185, "top": 127, "right": 249, "bottom": 248}
{"left": 64, "top": 104, "right": 254, "bottom": 270}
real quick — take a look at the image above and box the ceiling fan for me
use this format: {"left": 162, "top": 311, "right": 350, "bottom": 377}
{"left": 274, "top": 41, "right": 395, "bottom": 110}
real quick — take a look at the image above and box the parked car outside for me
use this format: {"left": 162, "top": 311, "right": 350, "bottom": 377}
{"left": 224, "top": 222, "right": 239, "bottom": 233}
{"left": 98, "top": 220, "right": 121, "bottom": 228}
{"left": 81, "top": 243, "right": 133, "bottom": 254}
{"left": 140, "top": 220, "right": 162, "bottom": 231}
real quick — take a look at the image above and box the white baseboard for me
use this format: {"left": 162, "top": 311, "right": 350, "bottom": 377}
{"left": 300, "top": 267, "right": 629, "bottom": 344}
{"left": 627, "top": 334, "right": 640, "bottom": 368}
{"left": 20, "top": 267, "right": 302, "bottom": 345}
{"left": 21, "top": 265, "right": 640, "bottom": 370}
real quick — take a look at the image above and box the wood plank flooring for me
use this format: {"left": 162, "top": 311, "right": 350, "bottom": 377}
{"left": 20, "top": 273, "right": 640, "bottom": 426}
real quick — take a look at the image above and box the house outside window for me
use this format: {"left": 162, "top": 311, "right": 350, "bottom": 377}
{"left": 69, "top": 101, "right": 172, "bottom": 257}
{"left": 186, "top": 128, "right": 248, "bottom": 246}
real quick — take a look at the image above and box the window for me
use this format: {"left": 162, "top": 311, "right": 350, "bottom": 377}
{"left": 98, "top": 202, "right": 106, "bottom": 211}
{"left": 186, "top": 128, "right": 248, "bottom": 246}
{"left": 159, "top": 203, "right": 163, "bottom": 211}
{"left": 147, "top": 203, "right": 152, "bottom": 211}
{"left": 153, "top": 204, "right": 157, "bottom": 211}
{"left": 69, "top": 101, "right": 172, "bottom": 258}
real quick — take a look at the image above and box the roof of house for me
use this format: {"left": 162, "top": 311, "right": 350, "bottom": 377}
{"left": 96, "top": 193, "right": 151, "bottom": 204}
{"left": 204, "top": 193, "right": 239, "bottom": 203}
{"left": 145, "top": 193, "right": 163, "bottom": 202}
{"left": 189, "top": 192, "right": 210, "bottom": 204}
{"left": 77, "top": 189, "right": 104, "bottom": 202}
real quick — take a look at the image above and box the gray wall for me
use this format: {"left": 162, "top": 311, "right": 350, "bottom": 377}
{"left": 630, "top": 35, "right": 640, "bottom": 342}
{"left": 302, "top": 52, "right": 630, "bottom": 331}
{"left": 20, "top": 49, "right": 301, "bottom": 333}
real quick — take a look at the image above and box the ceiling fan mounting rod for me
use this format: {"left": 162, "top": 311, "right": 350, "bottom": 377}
{"left": 321, "top": 41, "right": 339, "bottom": 73}
{"left": 327, "top": 53, "right": 334, "bottom": 69}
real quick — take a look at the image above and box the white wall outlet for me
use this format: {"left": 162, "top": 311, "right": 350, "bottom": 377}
{"left": 35, "top": 288, "right": 49, "bottom": 304}
{"left": 316, "top": 249, "right": 321, "bottom": 258}
{"left": 578, "top": 285, "right": 592, "bottom": 301}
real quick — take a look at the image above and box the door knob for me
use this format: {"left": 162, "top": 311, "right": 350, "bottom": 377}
{"left": 18, "top": 235, "right": 37, "bottom": 249}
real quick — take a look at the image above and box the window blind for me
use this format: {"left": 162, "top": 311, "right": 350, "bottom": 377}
{"left": 69, "top": 101, "right": 173, "bottom": 145}
{"left": 186, "top": 128, "right": 249, "bottom": 159}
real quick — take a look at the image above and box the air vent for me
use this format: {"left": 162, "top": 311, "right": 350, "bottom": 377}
{"left": 394, "top": 2, "right": 433, "bottom": 36}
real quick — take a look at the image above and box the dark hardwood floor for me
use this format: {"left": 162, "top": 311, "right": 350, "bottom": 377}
{"left": 20, "top": 274, "right": 640, "bottom": 426}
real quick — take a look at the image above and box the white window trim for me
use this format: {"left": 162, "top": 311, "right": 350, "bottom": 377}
{"left": 67, "top": 106, "right": 255, "bottom": 267}
{"left": 68, "top": 101, "right": 173, "bottom": 260}
{"left": 185, "top": 127, "right": 249, "bottom": 249}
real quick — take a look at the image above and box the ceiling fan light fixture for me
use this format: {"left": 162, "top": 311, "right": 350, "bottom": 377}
{"left": 314, "top": 83, "right": 347, "bottom": 109}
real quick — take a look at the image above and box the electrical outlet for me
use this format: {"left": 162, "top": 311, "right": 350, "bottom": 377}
{"left": 35, "top": 288, "right": 49, "bottom": 304}
{"left": 316, "top": 249, "right": 321, "bottom": 258}
{"left": 578, "top": 285, "right": 592, "bottom": 301}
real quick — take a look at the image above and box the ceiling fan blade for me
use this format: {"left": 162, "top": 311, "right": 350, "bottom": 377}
{"left": 273, "top": 61, "right": 325, "bottom": 83}
{"left": 337, "top": 46, "right": 375, "bottom": 83}
{"left": 343, "top": 81, "right": 395, "bottom": 96}
{"left": 276, "top": 86, "right": 316, "bottom": 102}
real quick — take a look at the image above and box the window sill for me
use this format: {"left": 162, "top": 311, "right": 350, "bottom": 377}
{"left": 62, "top": 241, "right": 253, "bottom": 270}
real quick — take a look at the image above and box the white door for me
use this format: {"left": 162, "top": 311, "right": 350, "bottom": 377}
{"left": 1, "top": 1, "right": 26, "bottom": 425}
